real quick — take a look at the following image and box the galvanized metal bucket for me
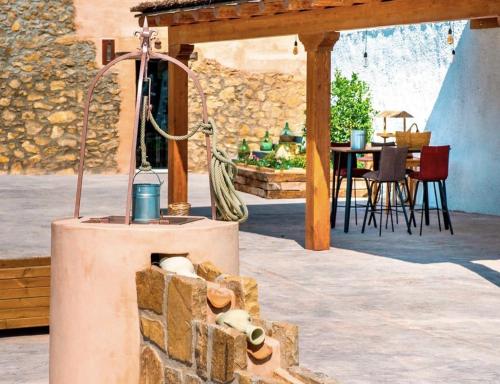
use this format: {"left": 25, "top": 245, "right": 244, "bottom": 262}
{"left": 132, "top": 170, "right": 163, "bottom": 223}
{"left": 351, "top": 130, "right": 366, "bottom": 150}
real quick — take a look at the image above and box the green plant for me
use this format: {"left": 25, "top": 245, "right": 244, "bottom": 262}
{"left": 330, "top": 70, "right": 375, "bottom": 143}
{"left": 235, "top": 151, "right": 306, "bottom": 170}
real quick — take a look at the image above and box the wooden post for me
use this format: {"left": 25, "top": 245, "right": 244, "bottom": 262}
{"left": 299, "top": 32, "right": 340, "bottom": 251}
{"left": 167, "top": 42, "right": 194, "bottom": 204}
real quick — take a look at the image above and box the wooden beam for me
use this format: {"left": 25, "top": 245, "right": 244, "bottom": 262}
{"left": 299, "top": 31, "right": 340, "bottom": 251}
{"left": 159, "top": 0, "right": 500, "bottom": 44}
{"left": 167, "top": 42, "right": 194, "bottom": 205}
{"left": 470, "top": 17, "right": 500, "bottom": 29}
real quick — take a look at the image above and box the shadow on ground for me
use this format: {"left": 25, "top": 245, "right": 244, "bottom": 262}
{"left": 194, "top": 202, "right": 500, "bottom": 287}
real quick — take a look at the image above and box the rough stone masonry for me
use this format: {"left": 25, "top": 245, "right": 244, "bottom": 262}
{"left": 0, "top": 0, "right": 120, "bottom": 174}
{"left": 136, "top": 261, "right": 338, "bottom": 384}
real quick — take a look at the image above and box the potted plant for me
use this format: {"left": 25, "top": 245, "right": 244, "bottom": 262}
{"left": 330, "top": 70, "right": 375, "bottom": 148}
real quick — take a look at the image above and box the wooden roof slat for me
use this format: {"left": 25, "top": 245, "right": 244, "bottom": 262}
{"left": 288, "top": 0, "right": 312, "bottom": 11}
{"left": 215, "top": 3, "right": 242, "bottom": 19}
{"left": 174, "top": 9, "right": 200, "bottom": 23}
{"left": 196, "top": 7, "right": 217, "bottom": 21}
{"left": 261, "top": 0, "right": 289, "bottom": 15}
{"left": 239, "top": 1, "right": 265, "bottom": 17}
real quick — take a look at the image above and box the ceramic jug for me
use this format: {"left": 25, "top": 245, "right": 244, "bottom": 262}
{"left": 216, "top": 309, "right": 265, "bottom": 345}
{"left": 159, "top": 257, "right": 202, "bottom": 279}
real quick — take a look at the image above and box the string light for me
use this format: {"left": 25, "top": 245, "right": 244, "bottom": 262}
{"left": 363, "top": 30, "right": 368, "bottom": 68}
{"left": 292, "top": 37, "right": 298, "bottom": 55}
{"left": 447, "top": 22, "right": 456, "bottom": 57}
{"left": 447, "top": 22, "right": 454, "bottom": 45}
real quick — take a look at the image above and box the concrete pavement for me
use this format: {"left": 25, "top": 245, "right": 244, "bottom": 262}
{"left": 0, "top": 173, "right": 499, "bottom": 383}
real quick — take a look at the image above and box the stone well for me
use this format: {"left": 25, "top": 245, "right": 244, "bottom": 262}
{"left": 49, "top": 217, "right": 239, "bottom": 384}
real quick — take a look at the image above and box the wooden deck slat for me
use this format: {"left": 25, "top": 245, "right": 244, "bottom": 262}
{"left": 0, "top": 297, "right": 50, "bottom": 310}
{"left": 0, "top": 277, "right": 50, "bottom": 289}
{"left": 0, "top": 257, "right": 50, "bottom": 269}
{"left": 0, "top": 316, "right": 49, "bottom": 330}
{"left": 0, "top": 287, "right": 50, "bottom": 300}
{"left": 0, "top": 266, "right": 51, "bottom": 280}
{"left": 0, "top": 306, "right": 50, "bottom": 321}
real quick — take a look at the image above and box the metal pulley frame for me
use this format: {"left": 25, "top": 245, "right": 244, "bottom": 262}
{"left": 74, "top": 20, "right": 217, "bottom": 224}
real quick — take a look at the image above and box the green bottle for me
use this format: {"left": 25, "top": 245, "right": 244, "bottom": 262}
{"left": 260, "top": 130, "right": 273, "bottom": 151}
{"left": 238, "top": 139, "right": 251, "bottom": 160}
{"left": 280, "top": 122, "right": 294, "bottom": 143}
{"left": 281, "top": 122, "right": 292, "bottom": 137}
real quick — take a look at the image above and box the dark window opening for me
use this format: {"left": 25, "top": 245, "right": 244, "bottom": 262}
{"left": 135, "top": 60, "right": 168, "bottom": 169}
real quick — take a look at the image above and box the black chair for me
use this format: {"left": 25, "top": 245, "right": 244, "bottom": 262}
{"left": 362, "top": 146, "right": 412, "bottom": 236}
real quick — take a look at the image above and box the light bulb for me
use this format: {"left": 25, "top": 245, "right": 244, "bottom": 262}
{"left": 363, "top": 51, "right": 368, "bottom": 68}
{"left": 293, "top": 40, "right": 298, "bottom": 55}
{"left": 447, "top": 28, "right": 454, "bottom": 45}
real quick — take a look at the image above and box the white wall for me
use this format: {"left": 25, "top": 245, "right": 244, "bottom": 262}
{"left": 427, "top": 26, "right": 500, "bottom": 215}
{"left": 331, "top": 22, "right": 466, "bottom": 133}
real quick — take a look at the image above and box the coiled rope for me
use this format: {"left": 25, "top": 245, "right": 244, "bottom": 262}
{"left": 140, "top": 96, "right": 248, "bottom": 223}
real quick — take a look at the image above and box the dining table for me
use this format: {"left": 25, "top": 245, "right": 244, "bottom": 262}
{"left": 331, "top": 145, "right": 423, "bottom": 233}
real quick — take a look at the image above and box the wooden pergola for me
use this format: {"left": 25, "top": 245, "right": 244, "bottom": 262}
{"left": 133, "top": 0, "right": 499, "bottom": 251}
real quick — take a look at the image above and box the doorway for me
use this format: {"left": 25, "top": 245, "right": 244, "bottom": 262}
{"left": 135, "top": 59, "right": 168, "bottom": 169}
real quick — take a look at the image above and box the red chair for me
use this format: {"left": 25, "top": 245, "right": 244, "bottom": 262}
{"left": 330, "top": 142, "right": 372, "bottom": 227}
{"left": 409, "top": 145, "right": 453, "bottom": 235}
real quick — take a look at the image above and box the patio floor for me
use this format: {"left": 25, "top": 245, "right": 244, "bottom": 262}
{"left": 1, "top": 174, "right": 499, "bottom": 384}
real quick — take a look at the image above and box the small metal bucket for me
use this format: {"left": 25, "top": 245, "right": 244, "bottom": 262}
{"left": 351, "top": 130, "right": 366, "bottom": 150}
{"left": 132, "top": 170, "right": 163, "bottom": 223}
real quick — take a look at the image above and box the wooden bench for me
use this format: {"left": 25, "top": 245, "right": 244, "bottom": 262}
{"left": 0, "top": 257, "right": 50, "bottom": 330}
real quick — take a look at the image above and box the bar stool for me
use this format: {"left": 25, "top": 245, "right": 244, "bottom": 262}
{"left": 409, "top": 145, "right": 453, "bottom": 235}
{"left": 330, "top": 142, "right": 371, "bottom": 227}
{"left": 362, "top": 146, "right": 412, "bottom": 236}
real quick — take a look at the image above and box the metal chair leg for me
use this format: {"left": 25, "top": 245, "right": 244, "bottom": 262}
{"left": 332, "top": 175, "right": 343, "bottom": 229}
{"left": 368, "top": 181, "right": 379, "bottom": 228}
{"left": 419, "top": 188, "right": 425, "bottom": 236}
{"left": 394, "top": 182, "right": 399, "bottom": 225}
{"left": 396, "top": 182, "right": 412, "bottom": 235}
{"left": 405, "top": 178, "right": 416, "bottom": 227}
{"left": 354, "top": 180, "right": 358, "bottom": 226}
{"left": 387, "top": 183, "right": 394, "bottom": 232}
{"left": 439, "top": 180, "right": 454, "bottom": 235}
{"left": 410, "top": 181, "right": 419, "bottom": 228}
{"left": 379, "top": 183, "right": 384, "bottom": 237}
{"left": 433, "top": 181, "right": 442, "bottom": 232}
{"left": 361, "top": 180, "right": 372, "bottom": 234}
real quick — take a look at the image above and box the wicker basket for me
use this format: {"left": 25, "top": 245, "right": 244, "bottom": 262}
{"left": 168, "top": 202, "right": 191, "bottom": 216}
{"left": 396, "top": 131, "right": 431, "bottom": 150}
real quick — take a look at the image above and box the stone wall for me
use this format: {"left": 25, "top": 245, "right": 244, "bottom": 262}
{"left": 187, "top": 59, "right": 306, "bottom": 172}
{"left": 137, "top": 261, "right": 337, "bottom": 384}
{"left": 0, "top": 0, "right": 120, "bottom": 174}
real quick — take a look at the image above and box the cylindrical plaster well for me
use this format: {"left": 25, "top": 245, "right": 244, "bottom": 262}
{"left": 49, "top": 217, "right": 239, "bottom": 384}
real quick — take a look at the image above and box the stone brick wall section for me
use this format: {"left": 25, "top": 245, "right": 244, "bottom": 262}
{"left": 0, "top": 0, "right": 120, "bottom": 174}
{"left": 136, "top": 263, "right": 338, "bottom": 384}
{"left": 187, "top": 59, "right": 306, "bottom": 172}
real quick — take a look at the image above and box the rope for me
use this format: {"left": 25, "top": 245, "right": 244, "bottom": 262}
{"left": 141, "top": 96, "right": 248, "bottom": 223}
{"left": 139, "top": 96, "right": 152, "bottom": 171}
